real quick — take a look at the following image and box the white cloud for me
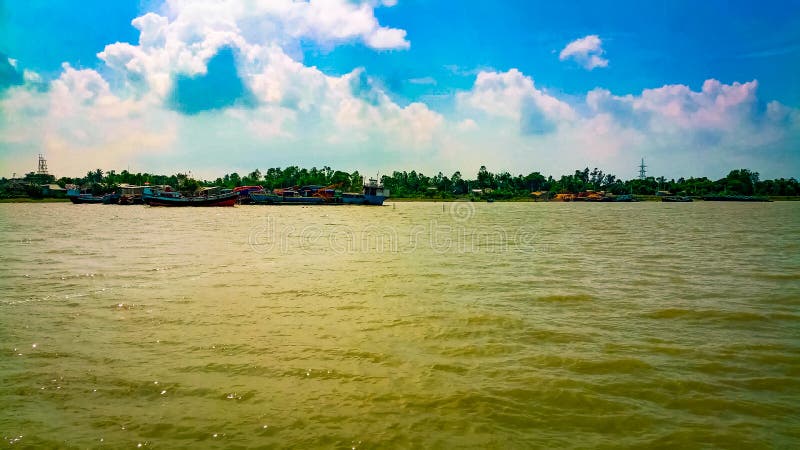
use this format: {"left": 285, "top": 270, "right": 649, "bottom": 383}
{"left": 161, "top": 0, "right": 409, "bottom": 50}
{"left": 22, "top": 70, "right": 42, "bottom": 84}
{"left": 1, "top": 64, "right": 177, "bottom": 176}
{"left": 97, "top": 0, "right": 410, "bottom": 103}
{"left": 559, "top": 35, "right": 608, "bottom": 70}
{"left": 456, "top": 69, "right": 575, "bottom": 125}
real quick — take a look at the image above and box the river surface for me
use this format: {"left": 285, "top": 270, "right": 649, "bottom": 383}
{"left": 1, "top": 201, "right": 799, "bottom": 448}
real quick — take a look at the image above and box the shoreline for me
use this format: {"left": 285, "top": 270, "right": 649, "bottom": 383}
{"left": 2, "top": 196, "right": 798, "bottom": 203}
{"left": 0, "top": 198, "right": 71, "bottom": 203}
{"left": 386, "top": 196, "right": 800, "bottom": 202}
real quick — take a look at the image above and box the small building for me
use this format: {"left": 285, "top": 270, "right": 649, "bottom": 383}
{"left": 554, "top": 193, "right": 575, "bottom": 201}
{"left": 531, "top": 190, "right": 550, "bottom": 200}
{"left": 41, "top": 184, "right": 67, "bottom": 197}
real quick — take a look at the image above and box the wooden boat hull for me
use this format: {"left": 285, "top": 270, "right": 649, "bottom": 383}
{"left": 279, "top": 197, "right": 325, "bottom": 205}
{"left": 69, "top": 195, "right": 105, "bottom": 204}
{"left": 613, "top": 194, "right": 639, "bottom": 202}
{"left": 251, "top": 192, "right": 326, "bottom": 205}
{"left": 143, "top": 192, "right": 238, "bottom": 206}
{"left": 102, "top": 193, "right": 121, "bottom": 204}
{"left": 341, "top": 193, "right": 386, "bottom": 205}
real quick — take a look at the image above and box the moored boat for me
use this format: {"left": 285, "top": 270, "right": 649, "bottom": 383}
{"left": 142, "top": 187, "right": 238, "bottom": 206}
{"left": 68, "top": 194, "right": 106, "bottom": 204}
{"left": 67, "top": 188, "right": 105, "bottom": 204}
{"left": 117, "top": 184, "right": 147, "bottom": 204}
{"left": 251, "top": 178, "right": 388, "bottom": 205}
{"left": 250, "top": 191, "right": 281, "bottom": 204}
{"left": 233, "top": 186, "right": 265, "bottom": 204}
{"left": 613, "top": 194, "right": 639, "bottom": 202}
{"left": 251, "top": 187, "right": 329, "bottom": 205}
{"left": 279, "top": 197, "right": 325, "bottom": 205}
{"left": 342, "top": 178, "right": 389, "bottom": 205}
{"left": 341, "top": 192, "right": 367, "bottom": 204}
{"left": 662, "top": 196, "right": 693, "bottom": 202}
{"left": 102, "top": 193, "right": 121, "bottom": 204}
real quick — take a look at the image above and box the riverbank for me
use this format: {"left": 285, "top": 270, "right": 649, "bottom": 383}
{"left": 1, "top": 196, "right": 798, "bottom": 203}
{"left": 0, "top": 197, "right": 71, "bottom": 203}
{"left": 390, "top": 196, "right": 800, "bottom": 202}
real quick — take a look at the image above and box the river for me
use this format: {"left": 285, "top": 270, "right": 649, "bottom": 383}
{"left": 1, "top": 201, "right": 798, "bottom": 448}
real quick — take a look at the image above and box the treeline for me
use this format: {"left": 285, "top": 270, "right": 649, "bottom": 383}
{"left": 42, "top": 166, "right": 365, "bottom": 195}
{"left": 381, "top": 167, "right": 799, "bottom": 198}
{"left": 4, "top": 166, "right": 799, "bottom": 198}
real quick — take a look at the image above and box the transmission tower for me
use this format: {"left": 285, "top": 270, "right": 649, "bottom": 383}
{"left": 37, "top": 154, "right": 49, "bottom": 175}
{"left": 638, "top": 158, "right": 646, "bottom": 180}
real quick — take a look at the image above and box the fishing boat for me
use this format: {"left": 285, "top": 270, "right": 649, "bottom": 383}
{"left": 67, "top": 188, "right": 105, "bottom": 204}
{"left": 250, "top": 191, "right": 280, "bottom": 204}
{"left": 233, "top": 186, "right": 265, "bottom": 204}
{"left": 613, "top": 194, "right": 639, "bottom": 202}
{"left": 280, "top": 195, "right": 325, "bottom": 205}
{"left": 102, "top": 192, "right": 121, "bottom": 204}
{"left": 118, "top": 195, "right": 136, "bottom": 205}
{"left": 142, "top": 187, "right": 238, "bottom": 206}
{"left": 68, "top": 193, "right": 106, "bottom": 204}
{"left": 250, "top": 189, "right": 325, "bottom": 205}
{"left": 118, "top": 184, "right": 147, "bottom": 204}
{"left": 274, "top": 188, "right": 325, "bottom": 204}
{"left": 342, "top": 178, "right": 389, "bottom": 205}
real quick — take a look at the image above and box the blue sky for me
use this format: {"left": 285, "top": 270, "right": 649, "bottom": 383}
{"left": 311, "top": 0, "right": 800, "bottom": 106}
{"left": 1, "top": 0, "right": 798, "bottom": 179}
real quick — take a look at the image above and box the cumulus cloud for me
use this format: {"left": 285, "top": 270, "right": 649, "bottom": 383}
{"left": 559, "top": 35, "right": 608, "bottom": 70}
{"left": 159, "top": 0, "right": 409, "bottom": 51}
{"left": 456, "top": 69, "right": 575, "bottom": 133}
{"left": 450, "top": 70, "right": 798, "bottom": 176}
{"left": 1, "top": 63, "right": 177, "bottom": 175}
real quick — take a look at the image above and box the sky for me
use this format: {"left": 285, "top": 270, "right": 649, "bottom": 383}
{"left": 1, "top": 0, "right": 799, "bottom": 180}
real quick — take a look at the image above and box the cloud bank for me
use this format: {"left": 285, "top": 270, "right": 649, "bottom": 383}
{"left": 1, "top": 2, "right": 798, "bottom": 179}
